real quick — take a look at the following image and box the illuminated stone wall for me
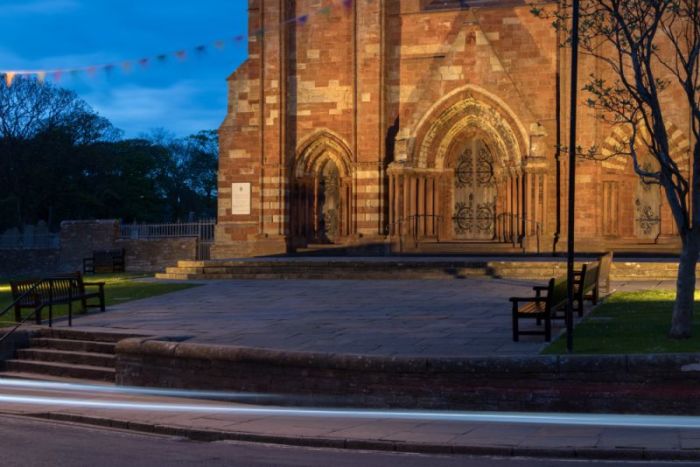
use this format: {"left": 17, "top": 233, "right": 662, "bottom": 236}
{"left": 214, "top": 0, "right": 693, "bottom": 257}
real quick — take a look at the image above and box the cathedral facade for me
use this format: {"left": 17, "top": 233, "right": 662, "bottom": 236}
{"left": 213, "top": 0, "right": 693, "bottom": 258}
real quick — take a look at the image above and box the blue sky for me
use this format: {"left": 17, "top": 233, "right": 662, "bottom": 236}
{"left": 0, "top": 0, "right": 248, "bottom": 137}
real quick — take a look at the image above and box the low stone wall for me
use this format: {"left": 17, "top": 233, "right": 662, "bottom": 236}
{"left": 115, "top": 338, "right": 700, "bottom": 415}
{"left": 1, "top": 220, "right": 198, "bottom": 276}
{"left": 0, "top": 250, "right": 61, "bottom": 277}
{"left": 59, "top": 220, "right": 120, "bottom": 272}
{"left": 118, "top": 238, "right": 197, "bottom": 273}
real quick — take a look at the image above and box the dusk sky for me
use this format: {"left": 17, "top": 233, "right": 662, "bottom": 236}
{"left": 0, "top": 0, "right": 249, "bottom": 137}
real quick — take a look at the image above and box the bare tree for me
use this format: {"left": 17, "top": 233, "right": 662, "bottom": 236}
{"left": 534, "top": 0, "right": 699, "bottom": 337}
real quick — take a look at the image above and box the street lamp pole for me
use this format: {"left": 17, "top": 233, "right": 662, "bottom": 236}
{"left": 566, "top": 0, "right": 580, "bottom": 353}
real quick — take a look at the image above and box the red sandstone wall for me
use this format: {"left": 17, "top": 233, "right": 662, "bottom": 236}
{"left": 215, "top": 0, "right": 695, "bottom": 256}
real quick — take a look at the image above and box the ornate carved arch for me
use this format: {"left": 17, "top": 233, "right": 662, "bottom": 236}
{"left": 409, "top": 85, "right": 529, "bottom": 170}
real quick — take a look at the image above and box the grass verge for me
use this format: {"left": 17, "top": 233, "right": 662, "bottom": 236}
{"left": 543, "top": 290, "right": 700, "bottom": 354}
{"left": 0, "top": 274, "right": 197, "bottom": 326}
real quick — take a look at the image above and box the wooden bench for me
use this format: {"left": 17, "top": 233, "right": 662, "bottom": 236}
{"left": 83, "top": 249, "right": 125, "bottom": 274}
{"left": 53, "top": 271, "right": 106, "bottom": 314}
{"left": 10, "top": 272, "right": 106, "bottom": 326}
{"left": 510, "top": 275, "right": 568, "bottom": 342}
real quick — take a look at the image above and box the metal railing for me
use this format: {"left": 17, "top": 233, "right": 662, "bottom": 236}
{"left": 0, "top": 234, "right": 60, "bottom": 250}
{"left": 495, "top": 213, "right": 542, "bottom": 253}
{"left": 119, "top": 220, "right": 215, "bottom": 260}
{"left": 386, "top": 213, "right": 542, "bottom": 253}
{"left": 119, "top": 220, "right": 215, "bottom": 239}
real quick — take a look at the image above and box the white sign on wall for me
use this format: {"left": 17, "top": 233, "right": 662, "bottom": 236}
{"left": 231, "top": 182, "right": 251, "bottom": 215}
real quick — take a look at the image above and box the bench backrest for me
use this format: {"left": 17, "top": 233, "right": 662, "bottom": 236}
{"left": 549, "top": 274, "right": 569, "bottom": 311}
{"left": 50, "top": 271, "right": 87, "bottom": 295}
{"left": 598, "top": 251, "right": 613, "bottom": 293}
{"left": 582, "top": 263, "right": 599, "bottom": 292}
{"left": 10, "top": 279, "right": 42, "bottom": 306}
{"left": 10, "top": 277, "right": 77, "bottom": 306}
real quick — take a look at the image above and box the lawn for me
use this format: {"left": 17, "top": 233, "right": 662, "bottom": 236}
{"left": 543, "top": 290, "right": 700, "bottom": 354}
{"left": 0, "top": 274, "right": 197, "bottom": 326}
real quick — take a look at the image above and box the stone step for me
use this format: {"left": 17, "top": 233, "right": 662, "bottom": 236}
{"left": 16, "top": 349, "right": 115, "bottom": 368}
{"left": 160, "top": 259, "right": 685, "bottom": 282}
{"left": 30, "top": 338, "right": 116, "bottom": 354}
{"left": 35, "top": 328, "right": 139, "bottom": 343}
{"left": 158, "top": 267, "right": 488, "bottom": 280}
{"left": 3, "top": 360, "right": 115, "bottom": 382}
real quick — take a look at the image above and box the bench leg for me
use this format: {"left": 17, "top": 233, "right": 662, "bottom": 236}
{"left": 99, "top": 291, "right": 105, "bottom": 312}
{"left": 512, "top": 304, "right": 519, "bottom": 342}
{"left": 68, "top": 301, "right": 73, "bottom": 327}
{"left": 544, "top": 315, "right": 551, "bottom": 342}
{"left": 14, "top": 306, "right": 21, "bottom": 323}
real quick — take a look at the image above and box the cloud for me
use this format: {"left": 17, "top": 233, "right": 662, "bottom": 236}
{"left": 0, "top": 0, "right": 80, "bottom": 16}
{"left": 83, "top": 80, "right": 225, "bottom": 137}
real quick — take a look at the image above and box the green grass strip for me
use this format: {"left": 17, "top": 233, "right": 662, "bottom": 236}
{"left": 0, "top": 274, "right": 197, "bottom": 325}
{"left": 543, "top": 290, "right": 700, "bottom": 354}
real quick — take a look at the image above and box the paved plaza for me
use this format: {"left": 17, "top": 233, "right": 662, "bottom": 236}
{"left": 63, "top": 277, "right": 596, "bottom": 357}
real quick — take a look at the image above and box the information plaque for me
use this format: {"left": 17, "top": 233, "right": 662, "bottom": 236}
{"left": 231, "top": 182, "right": 251, "bottom": 215}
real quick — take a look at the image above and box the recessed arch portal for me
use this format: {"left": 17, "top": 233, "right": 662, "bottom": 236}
{"left": 290, "top": 131, "right": 353, "bottom": 244}
{"left": 397, "top": 89, "right": 529, "bottom": 242}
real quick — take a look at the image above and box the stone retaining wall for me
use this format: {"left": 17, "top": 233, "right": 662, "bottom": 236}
{"left": 1, "top": 220, "right": 198, "bottom": 276}
{"left": 115, "top": 338, "right": 700, "bottom": 415}
{"left": 0, "top": 250, "right": 61, "bottom": 278}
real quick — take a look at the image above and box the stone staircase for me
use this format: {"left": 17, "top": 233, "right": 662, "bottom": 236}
{"left": 156, "top": 259, "right": 491, "bottom": 280}
{"left": 1, "top": 329, "right": 136, "bottom": 383}
{"left": 156, "top": 257, "right": 686, "bottom": 281}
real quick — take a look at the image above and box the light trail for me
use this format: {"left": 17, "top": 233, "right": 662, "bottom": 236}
{"left": 0, "top": 390, "right": 700, "bottom": 429}
{"left": 0, "top": 378, "right": 280, "bottom": 401}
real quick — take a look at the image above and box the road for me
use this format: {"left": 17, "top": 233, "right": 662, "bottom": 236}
{"left": 2, "top": 415, "right": 698, "bottom": 467}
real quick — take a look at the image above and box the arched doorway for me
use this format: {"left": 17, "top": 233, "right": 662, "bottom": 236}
{"left": 290, "top": 132, "right": 353, "bottom": 246}
{"left": 315, "top": 159, "right": 342, "bottom": 242}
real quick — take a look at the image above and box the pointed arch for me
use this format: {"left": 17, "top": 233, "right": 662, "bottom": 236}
{"left": 294, "top": 130, "right": 353, "bottom": 178}
{"left": 409, "top": 85, "right": 529, "bottom": 170}
{"left": 600, "top": 122, "right": 691, "bottom": 171}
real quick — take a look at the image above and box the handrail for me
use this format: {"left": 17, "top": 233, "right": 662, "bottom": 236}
{"left": 0, "top": 279, "right": 46, "bottom": 345}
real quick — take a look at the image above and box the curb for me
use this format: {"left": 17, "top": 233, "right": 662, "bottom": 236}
{"left": 14, "top": 411, "right": 700, "bottom": 462}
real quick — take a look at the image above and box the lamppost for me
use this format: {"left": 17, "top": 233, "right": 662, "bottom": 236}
{"left": 566, "top": 0, "right": 580, "bottom": 353}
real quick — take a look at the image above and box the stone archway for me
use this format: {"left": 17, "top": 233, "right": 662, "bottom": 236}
{"left": 600, "top": 122, "right": 690, "bottom": 240}
{"left": 290, "top": 131, "right": 353, "bottom": 246}
{"left": 388, "top": 87, "right": 528, "bottom": 244}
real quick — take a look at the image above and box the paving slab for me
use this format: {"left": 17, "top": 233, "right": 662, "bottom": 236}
{"left": 57, "top": 277, "right": 575, "bottom": 357}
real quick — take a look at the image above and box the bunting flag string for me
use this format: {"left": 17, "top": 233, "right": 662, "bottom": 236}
{"left": 0, "top": 0, "right": 355, "bottom": 87}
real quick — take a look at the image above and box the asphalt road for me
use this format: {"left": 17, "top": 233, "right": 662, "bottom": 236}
{"left": 1, "top": 415, "right": 698, "bottom": 467}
